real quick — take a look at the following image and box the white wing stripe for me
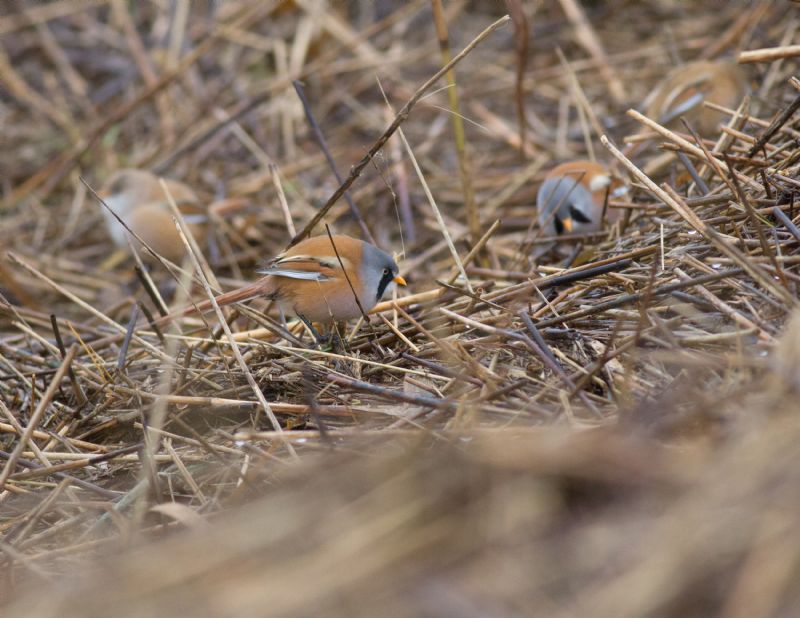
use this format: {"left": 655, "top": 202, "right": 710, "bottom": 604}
{"left": 181, "top": 214, "right": 209, "bottom": 224}
{"left": 660, "top": 92, "right": 705, "bottom": 125}
{"left": 256, "top": 268, "right": 329, "bottom": 281}
{"left": 275, "top": 254, "right": 347, "bottom": 269}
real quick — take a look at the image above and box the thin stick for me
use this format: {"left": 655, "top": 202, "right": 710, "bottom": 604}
{"left": 505, "top": 0, "right": 530, "bottom": 158}
{"left": 627, "top": 109, "right": 759, "bottom": 190}
{"left": 270, "top": 163, "right": 296, "bottom": 237}
{"left": 535, "top": 268, "right": 746, "bottom": 329}
{"left": 746, "top": 90, "right": 800, "bottom": 157}
{"left": 290, "top": 15, "right": 510, "bottom": 246}
{"left": 517, "top": 311, "right": 600, "bottom": 416}
{"left": 118, "top": 304, "right": 139, "bottom": 371}
{"left": 395, "top": 121, "right": 473, "bottom": 293}
{"left": 723, "top": 153, "right": 789, "bottom": 292}
{"left": 601, "top": 135, "right": 793, "bottom": 305}
{"left": 171, "top": 220, "right": 297, "bottom": 460}
{"left": 133, "top": 265, "right": 169, "bottom": 318}
{"left": 557, "top": 0, "right": 626, "bottom": 103}
{"left": 676, "top": 152, "right": 710, "bottom": 195}
{"left": 7, "top": 252, "right": 172, "bottom": 363}
{"left": 430, "top": 0, "right": 479, "bottom": 242}
{"left": 374, "top": 81, "right": 473, "bottom": 296}
{"left": 293, "top": 80, "right": 375, "bottom": 244}
{"left": 0, "top": 449, "right": 117, "bottom": 499}
{"left": 325, "top": 225, "right": 371, "bottom": 323}
{"left": 556, "top": 47, "right": 603, "bottom": 160}
{"left": 326, "top": 373, "right": 455, "bottom": 410}
{"left": 739, "top": 44, "right": 800, "bottom": 64}
{"left": 0, "top": 345, "right": 78, "bottom": 490}
{"left": 0, "top": 400, "right": 51, "bottom": 468}
{"left": 2, "top": 6, "right": 242, "bottom": 210}
{"left": 446, "top": 219, "right": 501, "bottom": 285}
{"left": 160, "top": 178, "right": 220, "bottom": 291}
{"left": 49, "top": 314, "right": 86, "bottom": 406}
{"left": 772, "top": 207, "right": 800, "bottom": 244}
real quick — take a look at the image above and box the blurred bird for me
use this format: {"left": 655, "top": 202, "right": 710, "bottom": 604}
{"left": 537, "top": 161, "right": 626, "bottom": 236}
{"left": 173, "top": 234, "right": 406, "bottom": 330}
{"left": 644, "top": 60, "right": 748, "bottom": 136}
{"left": 98, "top": 169, "right": 207, "bottom": 264}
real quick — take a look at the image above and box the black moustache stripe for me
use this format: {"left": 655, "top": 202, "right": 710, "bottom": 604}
{"left": 376, "top": 271, "right": 394, "bottom": 301}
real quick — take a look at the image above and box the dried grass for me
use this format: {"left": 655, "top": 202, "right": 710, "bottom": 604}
{"left": 1, "top": 0, "right": 800, "bottom": 614}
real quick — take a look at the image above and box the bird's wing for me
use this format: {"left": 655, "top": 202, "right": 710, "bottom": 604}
{"left": 257, "top": 253, "right": 351, "bottom": 281}
{"left": 181, "top": 214, "right": 209, "bottom": 224}
{"left": 256, "top": 267, "right": 330, "bottom": 281}
{"left": 659, "top": 91, "right": 705, "bottom": 125}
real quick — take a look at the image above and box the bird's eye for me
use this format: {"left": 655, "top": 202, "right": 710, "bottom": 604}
{"left": 383, "top": 268, "right": 390, "bottom": 276}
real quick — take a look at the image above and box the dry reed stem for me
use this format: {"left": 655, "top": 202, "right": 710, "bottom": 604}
{"left": 0, "top": 345, "right": 78, "bottom": 491}
{"left": 430, "top": 0, "right": 479, "bottom": 242}
{"left": 739, "top": 44, "right": 800, "bottom": 63}
{"left": 171, "top": 220, "right": 296, "bottom": 459}
{"left": 291, "top": 14, "right": 510, "bottom": 245}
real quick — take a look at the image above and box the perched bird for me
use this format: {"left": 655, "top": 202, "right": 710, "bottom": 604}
{"left": 644, "top": 60, "right": 748, "bottom": 136}
{"left": 537, "top": 161, "right": 626, "bottom": 236}
{"left": 98, "top": 169, "right": 207, "bottom": 263}
{"left": 179, "top": 234, "right": 406, "bottom": 328}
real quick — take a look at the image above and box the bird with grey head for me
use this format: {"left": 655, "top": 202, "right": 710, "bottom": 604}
{"left": 537, "top": 161, "right": 627, "bottom": 236}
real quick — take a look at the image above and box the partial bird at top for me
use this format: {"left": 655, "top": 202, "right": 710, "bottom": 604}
{"left": 644, "top": 60, "right": 748, "bottom": 137}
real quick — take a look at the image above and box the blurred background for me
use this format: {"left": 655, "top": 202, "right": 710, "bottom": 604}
{"left": 2, "top": 1, "right": 800, "bottom": 615}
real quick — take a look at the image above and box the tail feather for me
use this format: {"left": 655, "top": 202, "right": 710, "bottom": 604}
{"left": 155, "top": 277, "right": 274, "bottom": 326}
{"left": 193, "top": 279, "right": 272, "bottom": 313}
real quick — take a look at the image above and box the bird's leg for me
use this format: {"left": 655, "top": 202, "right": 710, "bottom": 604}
{"left": 297, "top": 313, "right": 327, "bottom": 347}
{"left": 328, "top": 321, "right": 348, "bottom": 354}
{"left": 326, "top": 322, "right": 355, "bottom": 375}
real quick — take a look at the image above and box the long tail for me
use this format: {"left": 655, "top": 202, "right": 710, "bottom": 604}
{"left": 154, "top": 278, "right": 273, "bottom": 326}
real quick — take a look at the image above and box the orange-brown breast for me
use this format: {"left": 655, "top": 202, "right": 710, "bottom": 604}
{"left": 262, "top": 235, "right": 370, "bottom": 323}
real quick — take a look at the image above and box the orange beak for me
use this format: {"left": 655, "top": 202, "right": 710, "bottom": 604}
{"left": 562, "top": 218, "right": 574, "bottom": 233}
{"left": 393, "top": 275, "right": 407, "bottom": 286}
